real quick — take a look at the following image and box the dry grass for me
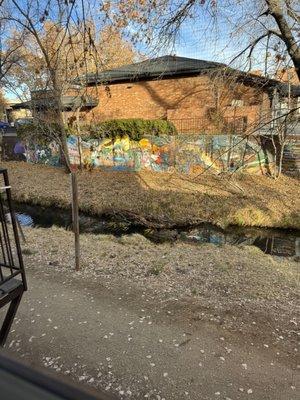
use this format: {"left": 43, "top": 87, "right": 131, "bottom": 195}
{"left": 23, "top": 226, "right": 300, "bottom": 307}
{"left": 3, "top": 161, "right": 300, "bottom": 229}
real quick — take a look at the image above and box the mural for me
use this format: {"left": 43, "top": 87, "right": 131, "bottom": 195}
{"left": 175, "top": 135, "right": 271, "bottom": 174}
{"left": 76, "top": 135, "right": 175, "bottom": 172}
{"left": 25, "top": 134, "right": 273, "bottom": 174}
{"left": 25, "top": 142, "right": 60, "bottom": 166}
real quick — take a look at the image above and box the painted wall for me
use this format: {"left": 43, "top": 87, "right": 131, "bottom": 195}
{"left": 25, "top": 134, "right": 273, "bottom": 175}
{"left": 25, "top": 142, "right": 61, "bottom": 166}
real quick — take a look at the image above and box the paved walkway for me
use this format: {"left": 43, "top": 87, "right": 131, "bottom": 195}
{"left": 3, "top": 266, "right": 299, "bottom": 400}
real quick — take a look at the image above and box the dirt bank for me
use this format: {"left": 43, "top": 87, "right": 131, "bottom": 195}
{"left": 3, "top": 161, "right": 300, "bottom": 229}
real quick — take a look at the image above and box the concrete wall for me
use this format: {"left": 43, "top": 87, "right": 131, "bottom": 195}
{"left": 25, "top": 134, "right": 274, "bottom": 175}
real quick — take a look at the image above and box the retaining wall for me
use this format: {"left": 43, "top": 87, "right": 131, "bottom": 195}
{"left": 25, "top": 134, "right": 274, "bottom": 174}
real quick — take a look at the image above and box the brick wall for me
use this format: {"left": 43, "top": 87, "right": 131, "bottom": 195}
{"left": 83, "top": 75, "right": 271, "bottom": 134}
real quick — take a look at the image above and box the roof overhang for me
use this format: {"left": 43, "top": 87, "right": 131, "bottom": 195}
{"left": 75, "top": 55, "right": 300, "bottom": 98}
{"left": 11, "top": 96, "right": 98, "bottom": 111}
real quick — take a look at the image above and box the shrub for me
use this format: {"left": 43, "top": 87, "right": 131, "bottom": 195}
{"left": 17, "top": 118, "right": 177, "bottom": 144}
{"left": 16, "top": 122, "right": 61, "bottom": 145}
{"left": 84, "top": 118, "right": 177, "bottom": 141}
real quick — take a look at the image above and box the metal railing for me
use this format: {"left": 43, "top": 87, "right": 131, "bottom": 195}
{"left": 0, "top": 168, "right": 27, "bottom": 346}
{"left": 0, "top": 169, "right": 26, "bottom": 288}
{"left": 170, "top": 116, "right": 248, "bottom": 135}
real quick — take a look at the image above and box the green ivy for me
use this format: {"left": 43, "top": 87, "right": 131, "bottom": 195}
{"left": 17, "top": 118, "right": 177, "bottom": 144}
{"left": 83, "top": 119, "right": 177, "bottom": 141}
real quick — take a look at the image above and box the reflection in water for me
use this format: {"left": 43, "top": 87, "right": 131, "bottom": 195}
{"left": 5, "top": 212, "right": 33, "bottom": 226}
{"left": 16, "top": 213, "right": 33, "bottom": 227}
{"left": 11, "top": 203, "right": 300, "bottom": 258}
{"left": 182, "top": 226, "right": 299, "bottom": 257}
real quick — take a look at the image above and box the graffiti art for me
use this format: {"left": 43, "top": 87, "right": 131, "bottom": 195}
{"left": 25, "top": 134, "right": 274, "bottom": 175}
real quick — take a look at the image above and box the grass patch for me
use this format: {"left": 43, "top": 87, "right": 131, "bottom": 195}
{"left": 148, "top": 262, "right": 166, "bottom": 276}
{"left": 22, "top": 248, "right": 37, "bottom": 255}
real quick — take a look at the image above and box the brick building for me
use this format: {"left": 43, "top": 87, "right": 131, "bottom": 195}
{"left": 13, "top": 55, "right": 300, "bottom": 135}
{"left": 9, "top": 56, "right": 300, "bottom": 175}
{"left": 77, "top": 55, "right": 300, "bottom": 135}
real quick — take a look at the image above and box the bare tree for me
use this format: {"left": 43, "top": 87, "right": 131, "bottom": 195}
{"left": 101, "top": 0, "right": 299, "bottom": 79}
{"left": 0, "top": 18, "right": 25, "bottom": 86}
{"left": 1, "top": 0, "right": 137, "bottom": 270}
{"left": 1, "top": 1, "right": 137, "bottom": 167}
{"left": 1, "top": 0, "right": 91, "bottom": 170}
{"left": 265, "top": 0, "right": 300, "bottom": 79}
{"left": 1, "top": 0, "right": 86, "bottom": 271}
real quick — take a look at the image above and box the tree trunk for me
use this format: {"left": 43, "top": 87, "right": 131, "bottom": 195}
{"left": 266, "top": 0, "right": 300, "bottom": 80}
{"left": 270, "top": 134, "right": 278, "bottom": 178}
{"left": 277, "top": 141, "right": 285, "bottom": 178}
{"left": 51, "top": 70, "right": 71, "bottom": 172}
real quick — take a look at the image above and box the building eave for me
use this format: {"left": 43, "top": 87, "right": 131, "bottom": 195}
{"left": 75, "top": 55, "right": 300, "bottom": 98}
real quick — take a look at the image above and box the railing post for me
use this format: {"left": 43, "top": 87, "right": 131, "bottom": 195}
{"left": 2, "top": 169, "right": 27, "bottom": 290}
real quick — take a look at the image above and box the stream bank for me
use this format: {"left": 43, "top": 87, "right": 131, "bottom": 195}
{"left": 3, "top": 162, "right": 300, "bottom": 230}
{"left": 13, "top": 202, "right": 300, "bottom": 258}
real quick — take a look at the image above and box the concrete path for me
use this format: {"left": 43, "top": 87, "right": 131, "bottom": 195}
{"left": 2, "top": 266, "right": 299, "bottom": 400}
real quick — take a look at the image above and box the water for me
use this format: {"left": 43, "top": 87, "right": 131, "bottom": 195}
{"left": 180, "top": 225, "right": 299, "bottom": 258}
{"left": 16, "top": 213, "right": 34, "bottom": 226}
{"left": 12, "top": 202, "right": 300, "bottom": 258}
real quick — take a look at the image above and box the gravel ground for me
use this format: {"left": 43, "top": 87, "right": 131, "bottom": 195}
{"left": 6, "top": 265, "right": 299, "bottom": 400}
{"left": 20, "top": 226, "right": 300, "bottom": 361}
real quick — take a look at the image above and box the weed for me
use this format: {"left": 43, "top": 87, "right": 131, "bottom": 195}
{"left": 22, "top": 248, "right": 37, "bottom": 255}
{"left": 148, "top": 262, "right": 165, "bottom": 276}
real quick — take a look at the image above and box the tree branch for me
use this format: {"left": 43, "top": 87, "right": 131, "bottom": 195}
{"left": 266, "top": 0, "right": 300, "bottom": 80}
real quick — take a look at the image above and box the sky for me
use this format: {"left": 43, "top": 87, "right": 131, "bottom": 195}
{"left": 4, "top": 0, "right": 294, "bottom": 102}
{"left": 131, "top": 2, "right": 279, "bottom": 74}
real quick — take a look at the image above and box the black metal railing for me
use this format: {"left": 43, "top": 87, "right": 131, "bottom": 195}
{"left": 170, "top": 116, "right": 248, "bottom": 135}
{"left": 0, "top": 168, "right": 27, "bottom": 346}
{"left": 0, "top": 169, "right": 26, "bottom": 288}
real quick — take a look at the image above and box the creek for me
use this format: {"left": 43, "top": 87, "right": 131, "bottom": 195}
{"left": 13, "top": 202, "right": 300, "bottom": 258}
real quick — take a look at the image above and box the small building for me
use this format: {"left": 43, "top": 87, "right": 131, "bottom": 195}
{"left": 10, "top": 90, "right": 98, "bottom": 125}
{"left": 5, "top": 100, "right": 32, "bottom": 124}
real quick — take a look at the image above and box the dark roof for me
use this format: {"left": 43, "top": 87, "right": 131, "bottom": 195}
{"left": 11, "top": 95, "right": 98, "bottom": 111}
{"left": 10, "top": 100, "right": 31, "bottom": 110}
{"left": 77, "top": 55, "right": 300, "bottom": 97}
{"left": 77, "top": 55, "right": 226, "bottom": 85}
{"left": 228, "top": 69, "right": 300, "bottom": 97}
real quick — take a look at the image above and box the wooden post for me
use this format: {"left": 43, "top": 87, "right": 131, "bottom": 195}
{"left": 0, "top": 130, "right": 3, "bottom": 162}
{"left": 70, "top": 172, "right": 80, "bottom": 270}
{"left": 75, "top": 108, "right": 83, "bottom": 169}
{"left": 77, "top": 136, "right": 83, "bottom": 170}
